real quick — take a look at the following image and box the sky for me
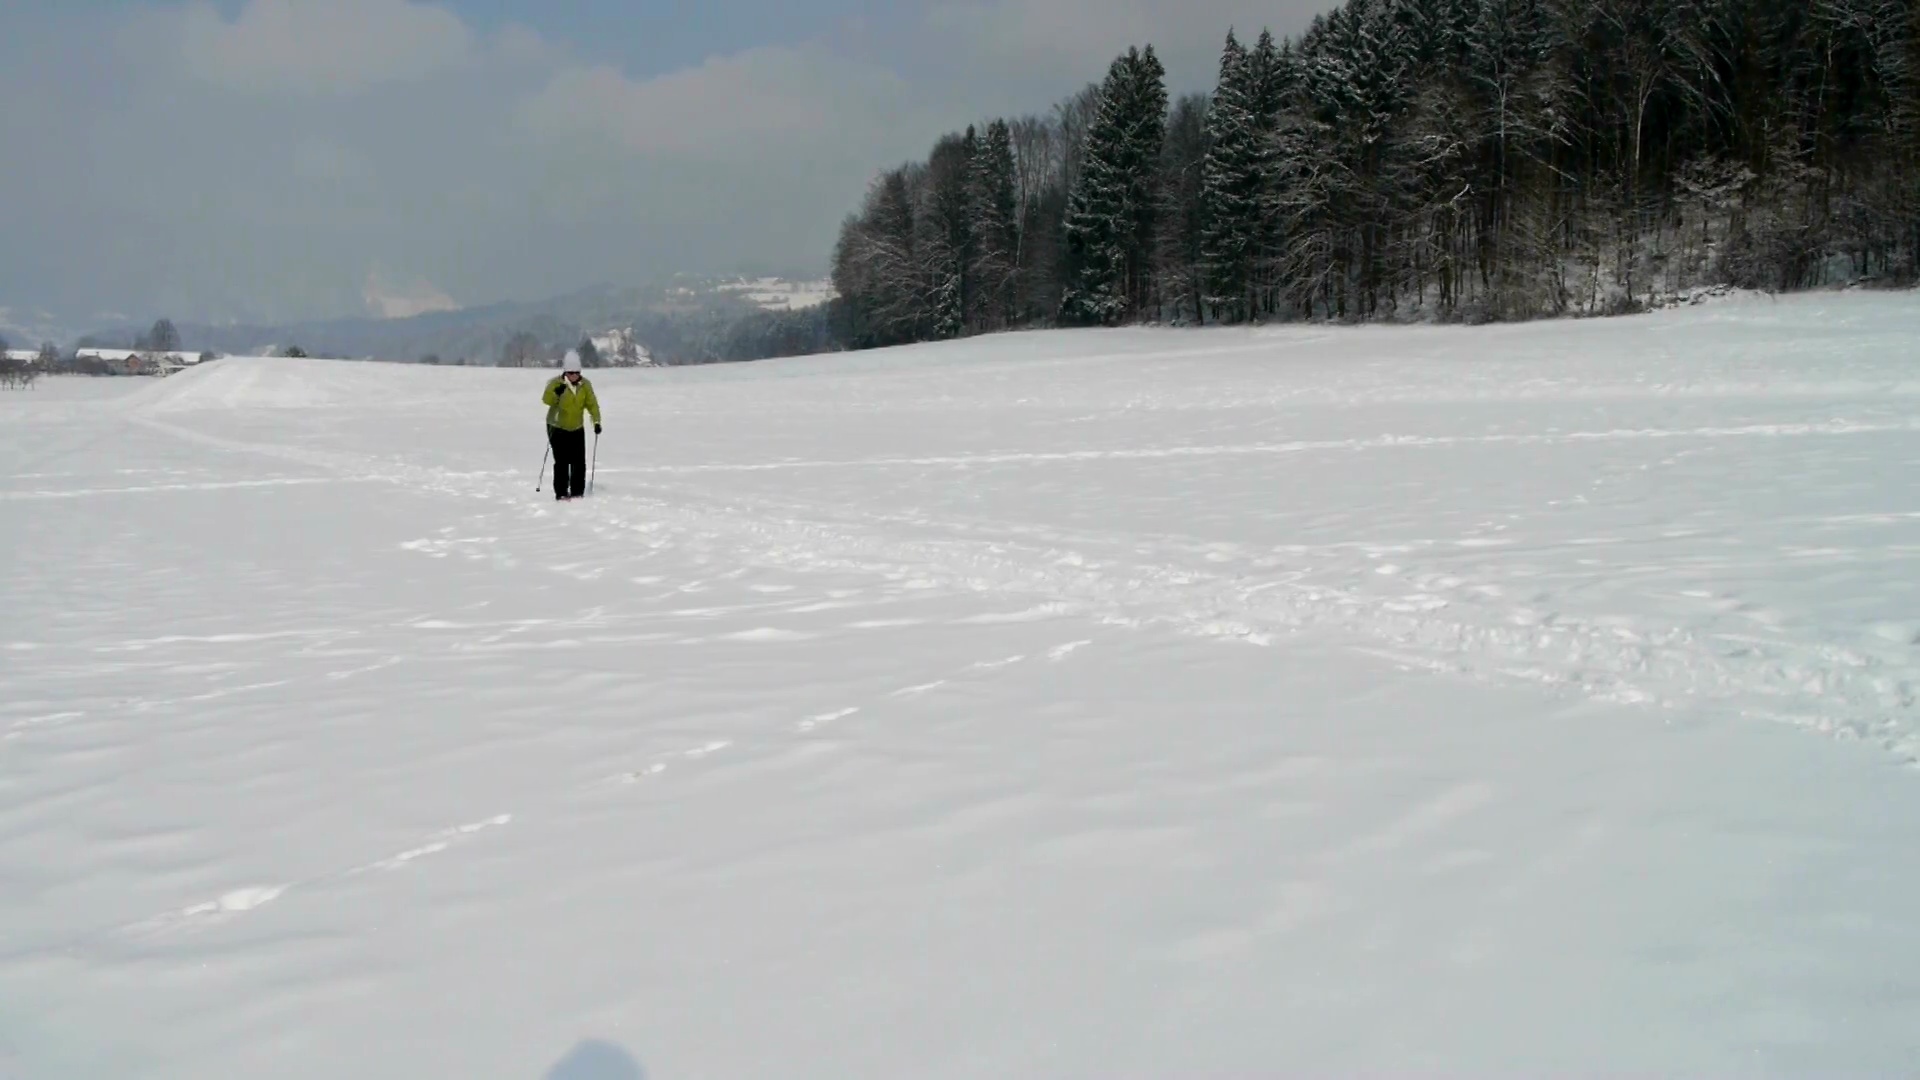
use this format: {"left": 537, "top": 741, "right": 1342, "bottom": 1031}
{"left": 0, "top": 0, "right": 1329, "bottom": 334}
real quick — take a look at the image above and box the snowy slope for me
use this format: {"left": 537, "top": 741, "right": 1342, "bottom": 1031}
{"left": 587, "top": 328, "right": 654, "bottom": 367}
{"left": 4, "top": 292, "right": 1920, "bottom": 1077}
{"left": 670, "top": 275, "right": 836, "bottom": 312}
{"left": 718, "top": 276, "right": 834, "bottom": 311}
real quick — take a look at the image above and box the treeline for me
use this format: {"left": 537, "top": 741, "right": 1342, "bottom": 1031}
{"left": 494, "top": 307, "right": 837, "bottom": 367}
{"left": 830, "top": 0, "right": 1920, "bottom": 345}
{"left": 0, "top": 336, "right": 44, "bottom": 389}
{"left": 48, "top": 307, "right": 825, "bottom": 371}
{"left": 680, "top": 306, "right": 840, "bottom": 364}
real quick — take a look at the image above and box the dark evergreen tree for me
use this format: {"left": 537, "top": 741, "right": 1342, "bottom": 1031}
{"left": 969, "top": 119, "right": 1021, "bottom": 331}
{"left": 1062, "top": 46, "right": 1170, "bottom": 325}
{"left": 1125, "top": 46, "right": 1171, "bottom": 316}
{"left": 921, "top": 130, "right": 977, "bottom": 338}
{"left": 827, "top": 0, "right": 1919, "bottom": 347}
{"left": 831, "top": 167, "right": 929, "bottom": 348}
{"left": 1159, "top": 94, "right": 1213, "bottom": 323}
{"left": 1201, "top": 32, "right": 1258, "bottom": 321}
{"left": 1244, "top": 29, "right": 1291, "bottom": 316}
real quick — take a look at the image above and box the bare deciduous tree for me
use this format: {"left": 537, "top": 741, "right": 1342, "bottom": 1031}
{"left": 500, "top": 331, "right": 543, "bottom": 368}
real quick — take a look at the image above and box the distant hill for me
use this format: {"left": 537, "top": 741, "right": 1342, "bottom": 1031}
{"left": 0, "top": 306, "right": 71, "bottom": 350}
{"left": 77, "top": 275, "right": 837, "bottom": 367}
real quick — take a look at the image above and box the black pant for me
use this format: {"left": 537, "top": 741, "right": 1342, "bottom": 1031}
{"left": 548, "top": 424, "right": 587, "bottom": 498}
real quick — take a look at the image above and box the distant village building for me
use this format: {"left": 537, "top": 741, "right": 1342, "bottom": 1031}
{"left": 74, "top": 348, "right": 207, "bottom": 376}
{"left": 4, "top": 347, "right": 220, "bottom": 375}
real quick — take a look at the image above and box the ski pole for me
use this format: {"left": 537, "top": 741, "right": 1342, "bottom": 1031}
{"left": 536, "top": 441, "right": 550, "bottom": 491}
{"left": 588, "top": 429, "right": 599, "bottom": 496}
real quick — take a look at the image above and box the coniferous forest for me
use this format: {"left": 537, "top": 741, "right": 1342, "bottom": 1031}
{"left": 829, "top": 0, "right": 1920, "bottom": 348}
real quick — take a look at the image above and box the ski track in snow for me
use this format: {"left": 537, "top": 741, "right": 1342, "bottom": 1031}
{"left": 0, "top": 477, "right": 369, "bottom": 501}
{"left": 121, "top": 815, "right": 516, "bottom": 944}
{"left": 579, "top": 417, "right": 1920, "bottom": 475}
{"left": 95, "top": 626, "right": 1097, "bottom": 945}
{"left": 496, "top": 472, "right": 1920, "bottom": 764}
{"left": 35, "top": 563, "right": 1105, "bottom": 948}
{"left": 606, "top": 633, "right": 1097, "bottom": 784}
{"left": 116, "top": 367, "right": 1920, "bottom": 767}
{"left": 14, "top": 327, "right": 1920, "bottom": 947}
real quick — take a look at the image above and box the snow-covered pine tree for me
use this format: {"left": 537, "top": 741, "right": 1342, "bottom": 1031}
{"left": 1298, "top": 32, "right": 1349, "bottom": 317}
{"left": 1892, "top": 0, "right": 1920, "bottom": 279}
{"left": 920, "top": 131, "right": 977, "bottom": 339}
{"left": 1244, "top": 29, "right": 1290, "bottom": 316}
{"left": 1201, "top": 32, "right": 1257, "bottom": 322}
{"left": 1158, "top": 93, "right": 1212, "bottom": 324}
{"left": 1440, "top": 0, "right": 1480, "bottom": 68}
{"left": 1386, "top": 0, "right": 1477, "bottom": 312}
{"left": 1062, "top": 58, "right": 1136, "bottom": 324}
{"left": 830, "top": 199, "right": 875, "bottom": 346}
{"left": 1063, "top": 46, "right": 1170, "bottom": 325}
{"left": 1332, "top": 0, "right": 1414, "bottom": 316}
{"left": 830, "top": 168, "right": 928, "bottom": 348}
{"left": 1006, "top": 114, "right": 1063, "bottom": 321}
{"left": 830, "top": 0, "right": 1918, "bottom": 344}
{"left": 1391, "top": 0, "right": 1447, "bottom": 72}
{"left": 969, "top": 119, "right": 1020, "bottom": 331}
{"left": 1463, "top": 0, "right": 1556, "bottom": 316}
{"left": 1123, "top": 46, "right": 1170, "bottom": 316}
{"left": 1259, "top": 22, "right": 1344, "bottom": 320}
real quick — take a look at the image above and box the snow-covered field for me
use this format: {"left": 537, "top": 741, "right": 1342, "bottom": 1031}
{"left": 5, "top": 292, "right": 1920, "bottom": 1077}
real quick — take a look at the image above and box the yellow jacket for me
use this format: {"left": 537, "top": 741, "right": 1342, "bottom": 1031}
{"left": 542, "top": 376, "right": 602, "bottom": 431}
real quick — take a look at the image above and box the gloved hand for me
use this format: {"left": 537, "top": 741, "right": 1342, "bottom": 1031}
{"left": 594, "top": 423, "right": 602, "bottom": 435}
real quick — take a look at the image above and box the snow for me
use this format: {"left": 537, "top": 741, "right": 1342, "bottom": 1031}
{"left": 715, "top": 275, "right": 836, "bottom": 311}
{"left": 587, "top": 328, "right": 654, "bottom": 367}
{"left": 70, "top": 348, "right": 204, "bottom": 364}
{"left": 5, "top": 290, "right": 1920, "bottom": 1077}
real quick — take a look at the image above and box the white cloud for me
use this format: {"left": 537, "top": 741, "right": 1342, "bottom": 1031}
{"left": 925, "top": 0, "right": 1328, "bottom": 93}
{"left": 492, "top": 23, "right": 568, "bottom": 69}
{"left": 177, "top": 0, "right": 476, "bottom": 96}
{"left": 1, "top": 0, "right": 1344, "bottom": 330}
{"left": 514, "top": 44, "right": 913, "bottom": 162}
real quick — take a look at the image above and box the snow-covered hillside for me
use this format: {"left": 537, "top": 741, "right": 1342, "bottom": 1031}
{"left": 719, "top": 276, "right": 833, "bottom": 310}
{"left": 5, "top": 292, "right": 1920, "bottom": 1077}
{"left": 586, "top": 327, "right": 654, "bottom": 367}
{"left": 667, "top": 275, "right": 834, "bottom": 312}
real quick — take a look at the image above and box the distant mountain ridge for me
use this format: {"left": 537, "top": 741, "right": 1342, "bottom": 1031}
{"left": 75, "top": 274, "right": 835, "bottom": 366}
{"left": 0, "top": 306, "right": 71, "bottom": 350}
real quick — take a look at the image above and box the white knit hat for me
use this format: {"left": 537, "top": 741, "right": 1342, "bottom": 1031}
{"left": 561, "top": 350, "right": 582, "bottom": 372}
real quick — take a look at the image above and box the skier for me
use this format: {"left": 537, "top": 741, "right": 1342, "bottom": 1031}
{"left": 542, "top": 350, "right": 602, "bottom": 500}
